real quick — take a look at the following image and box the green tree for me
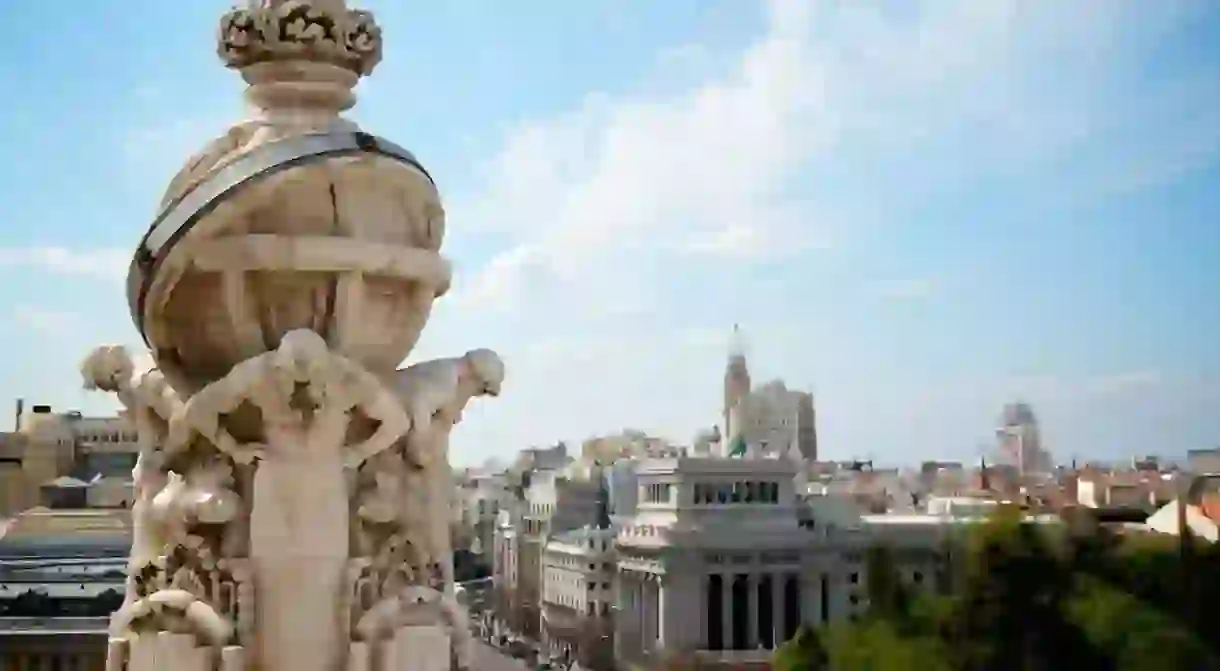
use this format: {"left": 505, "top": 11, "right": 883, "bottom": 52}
{"left": 772, "top": 624, "right": 828, "bottom": 671}
{"left": 862, "top": 544, "right": 910, "bottom": 624}
{"left": 824, "top": 619, "right": 951, "bottom": 671}
{"left": 1065, "top": 575, "right": 1220, "bottom": 670}
{"left": 943, "top": 506, "right": 1109, "bottom": 671}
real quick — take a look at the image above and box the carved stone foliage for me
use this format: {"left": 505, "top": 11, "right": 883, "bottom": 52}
{"left": 218, "top": 1, "right": 383, "bottom": 76}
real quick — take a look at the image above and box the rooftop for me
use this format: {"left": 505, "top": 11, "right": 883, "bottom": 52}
{"left": 0, "top": 535, "right": 130, "bottom": 559}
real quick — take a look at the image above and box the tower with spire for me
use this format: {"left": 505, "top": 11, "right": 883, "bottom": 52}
{"left": 722, "top": 324, "right": 751, "bottom": 455}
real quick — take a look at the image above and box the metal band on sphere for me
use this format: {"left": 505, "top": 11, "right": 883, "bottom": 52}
{"left": 126, "top": 131, "right": 435, "bottom": 342}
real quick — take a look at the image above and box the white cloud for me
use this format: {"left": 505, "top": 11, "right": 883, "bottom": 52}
{"left": 454, "top": 1, "right": 835, "bottom": 312}
{"left": 453, "top": 0, "right": 1212, "bottom": 316}
{"left": 0, "top": 247, "right": 127, "bottom": 280}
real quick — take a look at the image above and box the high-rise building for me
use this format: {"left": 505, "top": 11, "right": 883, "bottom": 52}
{"left": 995, "top": 402, "right": 1052, "bottom": 476}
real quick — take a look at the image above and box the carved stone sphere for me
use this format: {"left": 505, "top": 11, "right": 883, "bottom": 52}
{"left": 132, "top": 126, "right": 451, "bottom": 394}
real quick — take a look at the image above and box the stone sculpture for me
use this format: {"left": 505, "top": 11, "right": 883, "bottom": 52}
{"left": 83, "top": 2, "right": 501, "bottom": 669}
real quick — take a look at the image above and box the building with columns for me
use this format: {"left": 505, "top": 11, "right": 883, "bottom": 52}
{"left": 614, "top": 456, "right": 849, "bottom": 666}
{"left": 611, "top": 454, "right": 981, "bottom": 668}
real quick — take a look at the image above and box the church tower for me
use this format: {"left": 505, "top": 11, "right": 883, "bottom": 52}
{"left": 723, "top": 324, "right": 751, "bottom": 447}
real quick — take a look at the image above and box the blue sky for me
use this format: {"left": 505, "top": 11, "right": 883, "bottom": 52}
{"left": 1, "top": 0, "right": 1218, "bottom": 467}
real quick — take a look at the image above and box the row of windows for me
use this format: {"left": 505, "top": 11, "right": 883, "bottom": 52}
{"left": 524, "top": 519, "right": 548, "bottom": 535}
{"left": 638, "top": 480, "right": 785, "bottom": 505}
{"left": 693, "top": 481, "right": 781, "bottom": 505}
{"left": 79, "top": 431, "right": 136, "bottom": 444}
{"left": 642, "top": 483, "right": 673, "bottom": 503}
{"left": 546, "top": 557, "right": 614, "bottom": 573}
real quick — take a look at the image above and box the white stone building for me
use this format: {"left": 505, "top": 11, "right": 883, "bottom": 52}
{"left": 492, "top": 463, "right": 604, "bottom": 639}
{"left": 610, "top": 454, "right": 1056, "bottom": 666}
{"left": 540, "top": 465, "right": 618, "bottom": 667}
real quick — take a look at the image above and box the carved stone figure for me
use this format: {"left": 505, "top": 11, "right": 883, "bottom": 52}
{"left": 81, "top": 345, "right": 182, "bottom": 453}
{"left": 390, "top": 349, "right": 504, "bottom": 469}
{"left": 386, "top": 350, "right": 503, "bottom": 665}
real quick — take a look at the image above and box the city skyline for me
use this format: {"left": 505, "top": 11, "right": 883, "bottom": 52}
{"left": 1, "top": 0, "right": 1219, "bottom": 466}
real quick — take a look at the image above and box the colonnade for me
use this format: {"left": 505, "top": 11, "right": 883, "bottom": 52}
{"left": 701, "top": 571, "right": 802, "bottom": 651}
{"left": 618, "top": 566, "right": 821, "bottom": 657}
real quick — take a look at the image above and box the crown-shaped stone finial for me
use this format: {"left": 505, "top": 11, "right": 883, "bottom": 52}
{"left": 217, "top": 1, "right": 383, "bottom": 115}
{"left": 218, "top": 1, "right": 382, "bottom": 76}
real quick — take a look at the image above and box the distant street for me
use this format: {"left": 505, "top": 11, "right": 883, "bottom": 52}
{"left": 470, "top": 640, "right": 528, "bottom": 671}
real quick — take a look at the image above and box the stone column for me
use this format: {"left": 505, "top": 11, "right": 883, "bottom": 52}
{"left": 799, "top": 571, "right": 813, "bottom": 629}
{"left": 647, "top": 574, "right": 658, "bottom": 652}
{"left": 720, "top": 572, "right": 732, "bottom": 650}
{"left": 746, "top": 573, "right": 759, "bottom": 649}
{"left": 657, "top": 575, "right": 667, "bottom": 648}
{"left": 698, "top": 572, "right": 709, "bottom": 649}
{"left": 772, "top": 570, "right": 785, "bottom": 646}
{"left": 821, "top": 571, "right": 832, "bottom": 624}
{"left": 639, "top": 574, "right": 650, "bottom": 653}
